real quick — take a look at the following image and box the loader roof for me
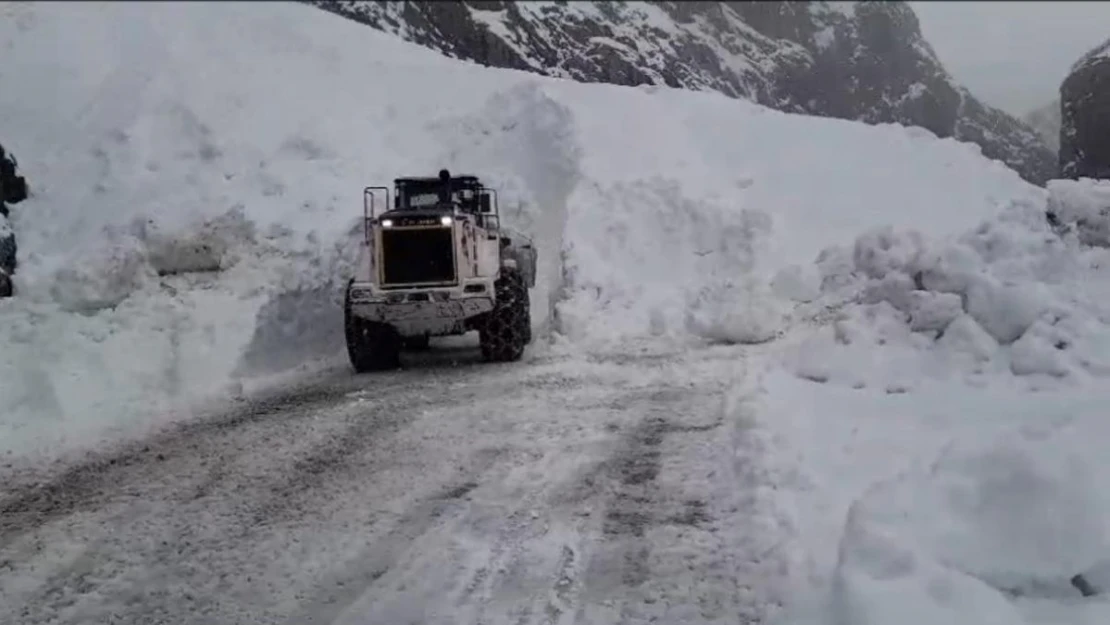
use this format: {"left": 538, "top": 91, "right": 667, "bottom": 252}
{"left": 394, "top": 175, "right": 481, "bottom": 187}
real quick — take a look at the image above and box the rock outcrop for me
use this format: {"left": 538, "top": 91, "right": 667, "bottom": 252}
{"left": 309, "top": 0, "right": 1055, "bottom": 185}
{"left": 1060, "top": 37, "right": 1110, "bottom": 180}
{"left": 0, "top": 143, "right": 28, "bottom": 298}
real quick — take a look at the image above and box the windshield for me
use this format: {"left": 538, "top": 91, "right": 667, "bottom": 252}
{"left": 402, "top": 188, "right": 476, "bottom": 209}
{"left": 405, "top": 192, "right": 442, "bottom": 208}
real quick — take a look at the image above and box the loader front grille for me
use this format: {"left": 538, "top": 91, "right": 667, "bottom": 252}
{"left": 380, "top": 227, "right": 456, "bottom": 286}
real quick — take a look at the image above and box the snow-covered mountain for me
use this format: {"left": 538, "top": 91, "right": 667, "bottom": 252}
{"left": 308, "top": 0, "right": 1055, "bottom": 186}
{"left": 1061, "top": 36, "right": 1110, "bottom": 180}
{"left": 1023, "top": 99, "right": 1060, "bottom": 153}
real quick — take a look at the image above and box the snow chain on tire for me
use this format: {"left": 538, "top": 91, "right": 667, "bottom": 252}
{"left": 480, "top": 270, "right": 530, "bottom": 362}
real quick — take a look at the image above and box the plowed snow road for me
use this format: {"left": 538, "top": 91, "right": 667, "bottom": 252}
{"left": 0, "top": 341, "right": 783, "bottom": 625}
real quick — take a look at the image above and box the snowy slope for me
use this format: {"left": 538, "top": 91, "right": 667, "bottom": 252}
{"left": 0, "top": 3, "right": 1038, "bottom": 464}
{"left": 309, "top": 0, "right": 1056, "bottom": 186}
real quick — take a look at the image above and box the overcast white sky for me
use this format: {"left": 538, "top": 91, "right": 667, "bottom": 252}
{"left": 911, "top": 1, "right": 1110, "bottom": 117}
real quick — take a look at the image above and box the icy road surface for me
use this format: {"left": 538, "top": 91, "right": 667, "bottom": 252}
{"left": 0, "top": 340, "right": 783, "bottom": 625}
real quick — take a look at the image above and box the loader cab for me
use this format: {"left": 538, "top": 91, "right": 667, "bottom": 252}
{"left": 392, "top": 171, "right": 494, "bottom": 218}
{"left": 361, "top": 169, "right": 501, "bottom": 242}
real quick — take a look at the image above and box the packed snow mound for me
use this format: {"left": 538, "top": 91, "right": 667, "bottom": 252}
{"left": 781, "top": 178, "right": 1110, "bottom": 392}
{"left": 779, "top": 393, "right": 1110, "bottom": 625}
{"left": 0, "top": 1, "right": 1041, "bottom": 460}
{"left": 550, "top": 83, "right": 1043, "bottom": 345}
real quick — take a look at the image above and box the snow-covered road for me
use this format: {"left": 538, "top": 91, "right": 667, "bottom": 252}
{"left": 0, "top": 340, "right": 784, "bottom": 625}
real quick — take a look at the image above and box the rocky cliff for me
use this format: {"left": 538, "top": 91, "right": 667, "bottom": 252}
{"left": 1060, "top": 37, "right": 1110, "bottom": 180}
{"left": 308, "top": 0, "right": 1055, "bottom": 185}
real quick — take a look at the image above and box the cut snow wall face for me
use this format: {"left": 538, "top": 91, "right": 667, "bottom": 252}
{"left": 232, "top": 221, "right": 363, "bottom": 378}
{"left": 555, "top": 176, "right": 780, "bottom": 345}
{"left": 237, "top": 80, "right": 586, "bottom": 376}
{"left": 425, "top": 81, "right": 581, "bottom": 340}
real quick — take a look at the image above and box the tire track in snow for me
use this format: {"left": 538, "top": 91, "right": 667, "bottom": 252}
{"left": 0, "top": 343, "right": 779, "bottom": 625}
{"left": 0, "top": 377, "right": 383, "bottom": 544}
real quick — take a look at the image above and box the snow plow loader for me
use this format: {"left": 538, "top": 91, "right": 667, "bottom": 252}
{"left": 344, "top": 169, "right": 537, "bottom": 372}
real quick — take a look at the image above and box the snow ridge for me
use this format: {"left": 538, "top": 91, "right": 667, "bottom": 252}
{"left": 309, "top": 0, "right": 1055, "bottom": 185}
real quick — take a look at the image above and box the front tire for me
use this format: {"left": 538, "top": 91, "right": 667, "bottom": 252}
{"left": 479, "top": 270, "right": 530, "bottom": 362}
{"left": 345, "top": 284, "right": 401, "bottom": 372}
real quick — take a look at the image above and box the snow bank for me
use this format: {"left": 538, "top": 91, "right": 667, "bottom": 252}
{"left": 767, "top": 376, "right": 1110, "bottom": 625}
{"left": 0, "top": 1, "right": 540, "bottom": 459}
{"left": 781, "top": 179, "right": 1110, "bottom": 392}
{"left": 0, "top": 1, "right": 1041, "bottom": 460}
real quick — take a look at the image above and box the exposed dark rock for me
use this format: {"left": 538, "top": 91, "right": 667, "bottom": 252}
{"left": 1060, "top": 37, "right": 1110, "bottom": 180}
{"left": 0, "top": 143, "right": 28, "bottom": 298}
{"left": 307, "top": 0, "right": 1055, "bottom": 185}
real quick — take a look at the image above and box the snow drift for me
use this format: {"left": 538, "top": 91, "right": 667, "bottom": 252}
{"left": 0, "top": 1, "right": 1039, "bottom": 460}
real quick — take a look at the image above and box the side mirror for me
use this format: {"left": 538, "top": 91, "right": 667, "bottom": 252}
{"left": 479, "top": 193, "right": 492, "bottom": 213}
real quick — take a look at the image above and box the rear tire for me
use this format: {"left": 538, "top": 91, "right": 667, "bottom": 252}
{"left": 479, "top": 270, "right": 530, "bottom": 362}
{"left": 345, "top": 284, "right": 401, "bottom": 372}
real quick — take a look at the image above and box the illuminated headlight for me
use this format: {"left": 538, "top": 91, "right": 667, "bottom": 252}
{"left": 440, "top": 216, "right": 453, "bottom": 226}
{"left": 380, "top": 219, "right": 394, "bottom": 228}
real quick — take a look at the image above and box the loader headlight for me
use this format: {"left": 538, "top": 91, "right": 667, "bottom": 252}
{"left": 381, "top": 219, "right": 394, "bottom": 228}
{"left": 349, "top": 287, "right": 374, "bottom": 302}
{"left": 440, "top": 216, "right": 453, "bottom": 226}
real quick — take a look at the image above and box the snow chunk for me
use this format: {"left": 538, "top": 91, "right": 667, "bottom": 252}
{"left": 828, "top": 497, "right": 1024, "bottom": 625}
{"left": 1009, "top": 322, "right": 1071, "bottom": 378}
{"left": 137, "top": 205, "right": 257, "bottom": 277}
{"left": 772, "top": 264, "right": 821, "bottom": 303}
{"left": 937, "top": 314, "right": 998, "bottom": 363}
{"left": 906, "top": 290, "right": 962, "bottom": 332}
{"left": 1046, "top": 178, "right": 1110, "bottom": 247}
{"left": 48, "top": 235, "right": 153, "bottom": 313}
{"left": 853, "top": 227, "right": 927, "bottom": 281}
{"left": 785, "top": 183, "right": 1110, "bottom": 390}
{"left": 964, "top": 279, "right": 1048, "bottom": 345}
{"left": 820, "top": 423, "right": 1110, "bottom": 625}
{"left": 915, "top": 241, "right": 982, "bottom": 296}
{"left": 685, "top": 278, "right": 786, "bottom": 345}
{"left": 860, "top": 272, "right": 916, "bottom": 313}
